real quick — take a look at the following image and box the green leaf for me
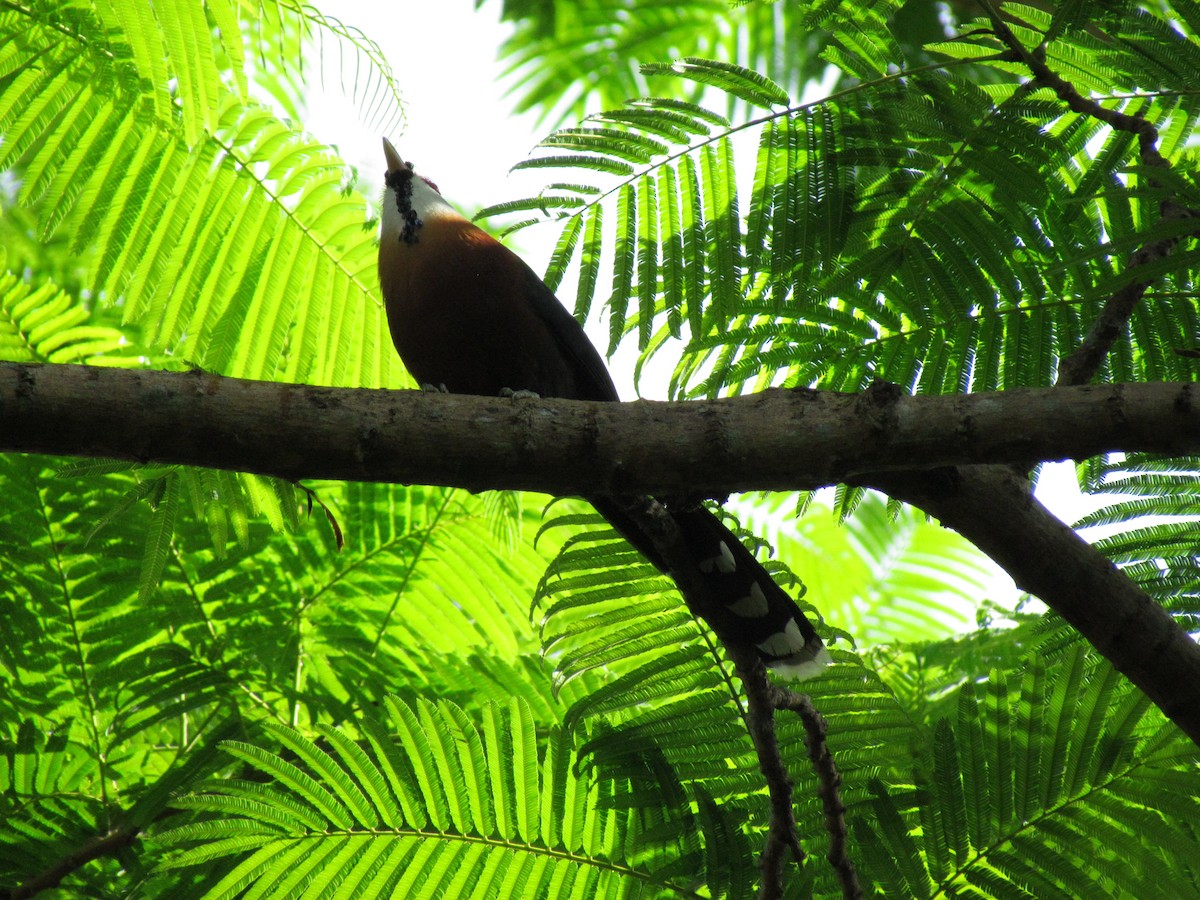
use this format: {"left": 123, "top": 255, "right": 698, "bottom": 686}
{"left": 643, "top": 58, "right": 790, "bottom": 109}
{"left": 138, "top": 471, "right": 180, "bottom": 603}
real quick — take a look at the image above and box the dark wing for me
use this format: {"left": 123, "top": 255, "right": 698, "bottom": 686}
{"left": 518, "top": 260, "right": 620, "bottom": 403}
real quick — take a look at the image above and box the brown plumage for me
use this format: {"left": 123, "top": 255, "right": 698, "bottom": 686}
{"left": 378, "top": 138, "right": 829, "bottom": 678}
{"left": 380, "top": 216, "right": 614, "bottom": 400}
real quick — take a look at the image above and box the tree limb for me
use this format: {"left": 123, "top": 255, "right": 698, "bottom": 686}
{"left": 2, "top": 363, "right": 1199, "bottom": 495}
{"left": 2, "top": 361, "right": 1199, "bottom": 743}
{"left": 863, "top": 465, "right": 1200, "bottom": 745}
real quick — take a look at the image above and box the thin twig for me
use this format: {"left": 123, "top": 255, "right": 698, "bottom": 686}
{"left": 982, "top": 0, "right": 1163, "bottom": 157}
{"left": 1056, "top": 227, "right": 1194, "bottom": 387}
{"left": 775, "top": 691, "right": 861, "bottom": 899}
{"left": 7, "top": 824, "right": 140, "bottom": 900}
{"left": 726, "top": 649, "right": 805, "bottom": 900}
{"left": 979, "top": 0, "right": 1200, "bottom": 386}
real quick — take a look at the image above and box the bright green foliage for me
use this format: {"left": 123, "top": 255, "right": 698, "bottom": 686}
{"left": 856, "top": 649, "right": 1200, "bottom": 897}
{"left": 0, "top": 452, "right": 589, "bottom": 893}
{"left": 2, "top": 1, "right": 1200, "bottom": 898}
{"left": 490, "top": 10, "right": 1200, "bottom": 401}
{"left": 736, "top": 492, "right": 998, "bottom": 645}
{"left": 146, "top": 698, "right": 753, "bottom": 899}
{"left": 0, "top": 248, "right": 135, "bottom": 365}
{"left": 0, "top": 0, "right": 405, "bottom": 390}
{"left": 0, "top": 0, "right": 412, "bottom": 595}
{"left": 482, "top": 0, "right": 849, "bottom": 125}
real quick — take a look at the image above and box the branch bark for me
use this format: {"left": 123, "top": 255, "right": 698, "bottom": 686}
{"left": 2, "top": 363, "right": 1199, "bottom": 495}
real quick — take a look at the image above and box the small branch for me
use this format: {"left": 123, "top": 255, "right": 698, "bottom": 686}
{"left": 982, "top": 0, "right": 1162, "bottom": 157}
{"left": 1056, "top": 224, "right": 1195, "bottom": 386}
{"left": 775, "top": 692, "right": 861, "bottom": 900}
{"left": 727, "top": 651, "right": 805, "bottom": 900}
{"left": 7, "top": 823, "right": 139, "bottom": 900}
{"left": 979, "top": 0, "right": 1200, "bottom": 385}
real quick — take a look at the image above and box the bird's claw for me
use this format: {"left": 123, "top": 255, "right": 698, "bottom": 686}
{"left": 421, "top": 382, "right": 449, "bottom": 393}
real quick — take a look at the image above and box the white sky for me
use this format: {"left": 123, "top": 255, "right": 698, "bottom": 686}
{"left": 308, "top": 1, "right": 550, "bottom": 237}
{"left": 304, "top": 1, "right": 1104, "bottom": 580}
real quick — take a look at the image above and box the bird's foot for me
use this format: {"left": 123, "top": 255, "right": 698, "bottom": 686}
{"left": 499, "top": 387, "right": 540, "bottom": 400}
{"left": 421, "top": 382, "right": 449, "bottom": 393}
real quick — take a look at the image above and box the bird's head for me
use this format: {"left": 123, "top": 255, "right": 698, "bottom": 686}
{"left": 382, "top": 138, "right": 456, "bottom": 245}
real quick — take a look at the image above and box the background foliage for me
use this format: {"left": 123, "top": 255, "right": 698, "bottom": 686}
{"left": 1, "top": 0, "right": 1199, "bottom": 897}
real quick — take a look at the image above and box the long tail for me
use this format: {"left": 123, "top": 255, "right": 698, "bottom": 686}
{"left": 588, "top": 496, "right": 830, "bottom": 679}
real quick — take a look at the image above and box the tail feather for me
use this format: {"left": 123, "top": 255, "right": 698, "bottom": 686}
{"left": 588, "top": 497, "right": 829, "bottom": 679}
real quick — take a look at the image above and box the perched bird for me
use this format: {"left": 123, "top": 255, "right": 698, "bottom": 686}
{"left": 378, "top": 138, "right": 830, "bottom": 678}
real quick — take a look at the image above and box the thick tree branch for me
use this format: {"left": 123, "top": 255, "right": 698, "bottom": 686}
{"left": 2, "top": 363, "right": 1199, "bottom": 496}
{"left": 863, "top": 465, "right": 1200, "bottom": 745}
{"left": 3, "top": 361, "right": 1199, "bottom": 743}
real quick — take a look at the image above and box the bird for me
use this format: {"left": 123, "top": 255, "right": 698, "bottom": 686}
{"left": 378, "top": 138, "right": 830, "bottom": 679}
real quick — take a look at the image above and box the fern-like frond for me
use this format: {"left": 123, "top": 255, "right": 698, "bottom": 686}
{"left": 66, "top": 462, "right": 312, "bottom": 597}
{"left": 245, "top": 1, "right": 404, "bottom": 136}
{"left": 0, "top": 4, "right": 404, "bottom": 390}
{"left": 0, "top": 0, "right": 419, "bottom": 587}
{"left": 805, "top": 0, "right": 906, "bottom": 81}
{"left": 1065, "top": 454, "right": 1200, "bottom": 631}
{"left": 486, "top": 2, "right": 1199, "bottom": 399}
{"left": 490, "top": 0, "right": 838, "bottom": 126}
{"left": 119, "top": 481, "right": 567, "bottom": 727}
{"left": 0, "top": 721, "right": 108, "bottom": 888}
{"left": 153, "top": 697, "right": 750, "bottom": 898}
{"left": 0, "top": 252, "right": 136, "bottom": 365}
{"left": 642, "top": 58, "right": 790, "bottom": 110}
{"left": 855, "top": 648, "right": 1200, "bottom": 897}
{"left": 0, "top": 711, "right": 239, "bottom": 894}
{"left": 733, "top": 492, "right": 998, "bottom": 646}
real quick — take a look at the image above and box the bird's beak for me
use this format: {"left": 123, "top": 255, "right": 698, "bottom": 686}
{"left": 383, "top": 138, "right": 405, "bottom": 173}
